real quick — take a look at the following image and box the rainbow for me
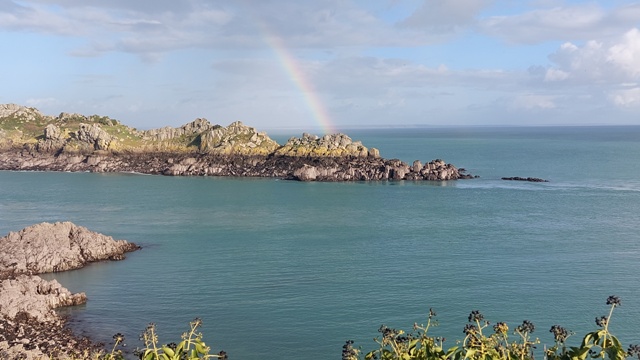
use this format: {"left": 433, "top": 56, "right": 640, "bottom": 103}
{"left": 260, "top": 30, "right": 338, "bottom": 135}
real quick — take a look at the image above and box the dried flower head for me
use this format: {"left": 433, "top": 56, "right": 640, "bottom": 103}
{"left": 468, "top": 310, "right": 484, "bottom": 323}
{"left": 429, "top": 308, "right": 437, "bottom": 318}
{"left": 516, "top": 320, "right": 535, "bottom": 334}
{"left": 342, "top": 340, "right": 358, "bottom": 360}
{"left": 549, "top": 325, "right": 570, "bottom": 343}
{"left": 595, "top": 316, "right": 608, "bottom": 328}
{"left": 606, "top": 296, "right": 621, "bottom": 307}
{"left": 627, "top": 344, "right": 640, "bottom": 359}
{"left": 112, "top": 333, "right": 125, "bottom": 343}
{"left": 493, "top": 322, "right": 509, "bottom": 335}
{"left": 463, "top": 323, "right": 478, "bottom": 335}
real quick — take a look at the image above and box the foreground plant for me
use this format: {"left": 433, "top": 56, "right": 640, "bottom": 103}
{"left": 99, "top": 318, "right": 226, "bottom": 360}
{"left": 546, "top": 296, "right": 628, "bottom": 360}
{"left": 353, "top": 296, "right": 637, "bottom": 360}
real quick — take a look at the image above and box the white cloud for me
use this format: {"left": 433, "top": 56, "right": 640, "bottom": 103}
{"left": 544, "top": 68, "right": 569, "bottom": 82}
{"left": 542, "top": 28, "right": 640, "bottom": 86}
{"left": 609, "top": 87, "right": 640, "bottom": 107}
{"left": 399, "top": 0, "right": 493, "bottom": 33}
{"left": 481, "top": 3, "right": 640, "bottom": 44}
{"left": 607, "top": 28, "right": 640, "bottom": 78}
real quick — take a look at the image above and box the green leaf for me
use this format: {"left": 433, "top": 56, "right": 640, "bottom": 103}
{"left": 610, "top": 335, "right": 622, "bottom": 349}
{"left": 570, "top": 346, "right": 591, "bottom": 360}
{"left": 161, "top": 346, "right": 176, "bottom": 358}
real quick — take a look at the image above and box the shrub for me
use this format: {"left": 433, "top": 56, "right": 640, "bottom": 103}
{"left": 101, "top": 318, "right": 226, "bottom": 360}
{"left": 349, "top": 296, "right": 637, "bottom": 360}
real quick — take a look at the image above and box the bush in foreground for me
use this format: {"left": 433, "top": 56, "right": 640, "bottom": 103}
{"left": 55, "top": 295, "right": 637, "bottom": 360}
{"left": 100, "top": 318, "right": 226, "bottom": 360}
{"left": 343, "top": 296, "right": 638, "bottom": 360}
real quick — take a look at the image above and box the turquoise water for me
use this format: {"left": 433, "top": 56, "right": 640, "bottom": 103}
{"left": 2, "top": 126, "right": 640, "bottom": 359}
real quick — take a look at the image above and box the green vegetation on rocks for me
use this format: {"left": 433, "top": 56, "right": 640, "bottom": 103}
{"left": 0, "top": 104, "right": 376, "bottom": 157}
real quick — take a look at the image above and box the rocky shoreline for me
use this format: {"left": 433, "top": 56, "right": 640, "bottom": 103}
{"left": 0, "top": 222, "right": 139, "bottom": 359}
{"left": 0, "top": 149, "right": 475, "bottom": 181}
{"left": 0, "top": 104, "right": 476, "bottom": 181}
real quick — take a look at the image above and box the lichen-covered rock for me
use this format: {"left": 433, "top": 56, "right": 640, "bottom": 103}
{"left": 0, "top": 104, "right": 44, "bottom": 122}
{"left": 275, "top": 133, "right": 370, "bottom": 157}
{"left": 75, "top": 123, "right": 112, "bottom": 150}
{"left": 143, "top": 118, "right": 215, "bottom": 141}
{"left": 0, "top": 222, "right": 139, "bottom": 276}
{"left": 199, "top": 121, "right": 279, "bottom": 155}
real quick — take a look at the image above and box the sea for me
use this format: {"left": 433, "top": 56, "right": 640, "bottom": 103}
{"left": 1, "top": 126, "right": 640, "bottom": 360}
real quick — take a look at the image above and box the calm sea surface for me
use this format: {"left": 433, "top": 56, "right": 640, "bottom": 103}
{"left": 2, "top": 126, "right": 640, "bottom": 359}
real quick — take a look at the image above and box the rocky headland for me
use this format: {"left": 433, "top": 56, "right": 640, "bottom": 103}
{"left": 0, "top": 104, "right": 475, "bottom": 181}
{"left": 0, "top": 222, "right": 139, "bottom": 359}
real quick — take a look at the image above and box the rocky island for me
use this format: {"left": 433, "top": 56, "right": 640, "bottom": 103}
{"left": 0, "top": 222, "right": 139, "bottom": 359}
{"left": 0, "top": 104, "right": 475, "bottom": 181}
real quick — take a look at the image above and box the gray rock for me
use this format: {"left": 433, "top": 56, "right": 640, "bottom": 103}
{"left": 76, "top": 123, "right": 112, "bottom": 150}
{"left": 0, "top": 221, "right": 139, "bottom": 276}
{"left": 0, "top": 275, "right": 86, "bottom": 322}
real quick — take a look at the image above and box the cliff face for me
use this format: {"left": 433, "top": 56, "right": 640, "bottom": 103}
{"left": 0, "top": 104, "right": 476, "bottom": 181}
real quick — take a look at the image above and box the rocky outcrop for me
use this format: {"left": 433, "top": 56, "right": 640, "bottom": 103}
{"left": 74, "top": 123, "right": 113, "bottom": 151}
{"left": 0, "top": 275, "right": 87, "bottom": 322}
{"left": 0, "top": 222, "right": 139, "bottom": 276}
{"left": 142, "top": 118, "right": 215, "bottom": 141}
{"left": 0, "top": 223, "right": 138, "bottom": 359}
{"left": 0, "top": 276, "right": 98, "bottom": 359}
{"left": 0, "top": 104, "right": 44, "bottom": 122}
{"left": 199, "top": 121, "right": 279, "bottom": 155}
{"left": 502, "top": 177, "right": 548, "bottom": 182}
{"left": 0, "top": 149, "right": 475, "bottom": 181}
{"left": 275, "top": 133, "right": 377, "bottom": 158}
{"left": 1, "top": 104, "right": 477, "bottom": 181}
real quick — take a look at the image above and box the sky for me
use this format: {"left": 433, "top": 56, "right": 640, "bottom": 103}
{"left": 1, "top": 0, "right": 640, "bottom": 133}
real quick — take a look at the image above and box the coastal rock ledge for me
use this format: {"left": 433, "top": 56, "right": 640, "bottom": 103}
{"left": 0, "top": 221, "right": 140, "bottom": 277}
{"left": 0, "top": 222, "right": 139, "bottom": 359}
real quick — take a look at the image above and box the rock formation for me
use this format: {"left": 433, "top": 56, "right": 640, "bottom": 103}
{"left": 0, "top": 104, "right": 477, "bottom": 181}
{"left": 0, "top": 223, "right": 139, "bottom": 359}
{"left": 142, "top": 117, "right": 215, "bottom": 141}
{"left": 275, "top": 132, "right": 375, "bottom": 158}
{"left": 199, "top": 121, "right": 279, "bottom": 155}
{"left": 0, "top": 221, "right": 140, "bottom": 276}
{"left": 501, "top": 177, "right": 548, "bottom": 182}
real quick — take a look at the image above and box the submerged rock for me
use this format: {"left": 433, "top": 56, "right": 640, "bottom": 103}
{"left": 501, "top": 176, "right": 548, "bottom": 182}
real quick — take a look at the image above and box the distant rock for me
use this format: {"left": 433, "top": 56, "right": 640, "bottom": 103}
{"left": 501, "top": 176, "right": 548, "bottom": 182}
{"left": 0, "top": 104, "right": 478, "bottom": 182}
{"left": 199, "top": 121, "right": 279, "bottom": 155}
{"left": 275, "top": 132, "right": 376, "bottom": 158}
{"left": 143, "top": 117, "right": 215, "bottom": 142}
{"left": 0, "top": 104, "right": 44, "bottom": 122}
{"left": 0, "top": 221, "right": 139, "bottom": 277}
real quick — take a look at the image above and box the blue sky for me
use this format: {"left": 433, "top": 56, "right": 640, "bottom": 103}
{"left": 1, "top": 0, "right": 640, "bottom": 132}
